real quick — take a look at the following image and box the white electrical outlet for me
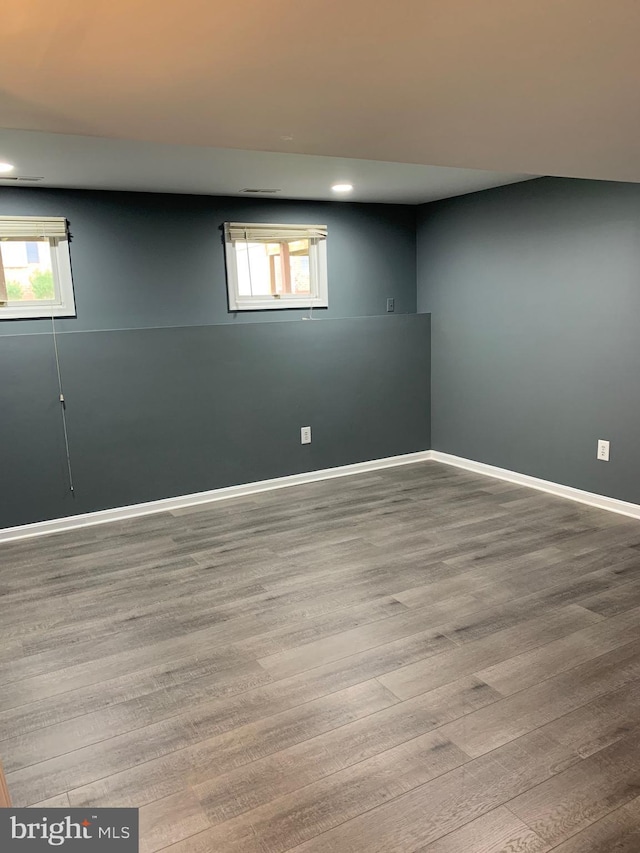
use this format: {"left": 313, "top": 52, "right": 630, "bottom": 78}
{"left": 301, "top": 426, "right": 312, "bottom": 445}
{"left": 597, "top": 439, "right": 610, "bottom": 462}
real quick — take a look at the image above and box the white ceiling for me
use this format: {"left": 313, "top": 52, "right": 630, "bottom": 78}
{"left": 0, "top": 0, "right": 638, "bottom": 197}
{"left": 0, "top": 130, "right": 534, "bottom": 204}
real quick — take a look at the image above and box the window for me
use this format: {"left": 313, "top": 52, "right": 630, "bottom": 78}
{"left": 0, "top": 216, "right": 76, "bottom": 320}
{"left": 224, "top": 222, "right": 328, "bottom": 311}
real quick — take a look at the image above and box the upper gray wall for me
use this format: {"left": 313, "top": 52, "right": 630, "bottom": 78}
{"left": 417, "top": 176, "right": 640, "bottom": 504}
{"left": 0, "top": 187, "right": 417, "bottom": 336}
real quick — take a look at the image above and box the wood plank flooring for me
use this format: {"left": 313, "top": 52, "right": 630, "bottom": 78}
{"left": 2, "top": 460, "right": 640, "bottom": 852}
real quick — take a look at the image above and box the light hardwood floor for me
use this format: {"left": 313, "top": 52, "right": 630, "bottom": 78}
{"left": 2, "top": 461, "right": 640, "bottom": 852}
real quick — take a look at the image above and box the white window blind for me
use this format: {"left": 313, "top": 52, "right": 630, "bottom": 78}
{"left": 225, "top": 223, "right": 327, "bottom": 242}
{"left": 0, "top": 216, "right": 68, "bottom": 239}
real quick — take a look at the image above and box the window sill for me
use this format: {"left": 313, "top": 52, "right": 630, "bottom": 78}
{"left": 230, "top": 298, "right": 328, "bottom": 312}
{"left": 0, "top": 306, "right": 77, "bottom": 321}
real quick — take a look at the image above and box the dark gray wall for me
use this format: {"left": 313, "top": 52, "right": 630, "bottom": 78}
{"left": 417, "top": 176, "right": 640, "bottom": 504}
{"left": 0, "top": 316, "right": 430, "bottom": 528}
{"left": 0, "top": 188, "right": 417, "bottom": 336}
{"left": 0, "top": 187, "right": 429, "bottom": 528}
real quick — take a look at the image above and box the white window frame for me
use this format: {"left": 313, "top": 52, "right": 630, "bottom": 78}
{"left": 0, "top": 216, "right": 76, "bottom": 320}
{"left": 224, "top": 222, "right": 328, "bottom": 311}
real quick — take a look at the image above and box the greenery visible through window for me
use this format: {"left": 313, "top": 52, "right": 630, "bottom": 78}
{"left": 1, "top": 240, "right": 56, "bottom": 303}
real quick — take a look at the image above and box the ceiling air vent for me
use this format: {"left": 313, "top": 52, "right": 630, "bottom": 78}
{"left": 0, "top": 176, "right": 44, "bottom": 182}
{"left": 240, "top": 188, "right": 281, "bottom": 194}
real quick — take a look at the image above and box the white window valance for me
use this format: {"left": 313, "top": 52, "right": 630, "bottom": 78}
{"left": 225, "top": 223, "right": 327, "bottom": 242}
{"left": 0, "top": 216, "right": 69, "bottom": 239}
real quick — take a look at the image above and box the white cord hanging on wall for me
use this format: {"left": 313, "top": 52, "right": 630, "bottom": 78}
{"left": 51, "top": 314, "right": 74, "bottom": 495}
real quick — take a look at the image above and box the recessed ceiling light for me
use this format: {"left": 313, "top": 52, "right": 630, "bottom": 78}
{"left": 0, "top": 162, "right": 15, "bottom": 174}
{"left": 331, "top": 183, "right": 353, "bottom": 193}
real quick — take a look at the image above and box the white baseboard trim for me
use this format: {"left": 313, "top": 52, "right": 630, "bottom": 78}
{"left": 7, "top": 449, "right": 637, "bottom": 544}
{"left": 0, "top": 450, "right": 434, "bottom": 544}
{"left": 431, "top": 450, "right": 640, "bottom": 521}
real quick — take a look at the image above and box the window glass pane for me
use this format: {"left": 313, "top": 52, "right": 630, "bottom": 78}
{"left": 289, "top": 238, "right": 311, "bottom": 295}
{"left": 264, "top": 242, "right": 281, "bottom": 294}
{"left": 235, "top": 242, "right": 272, "bottom": 296}
{"left": 234, "top": 238, "right": 312, "bottom": 298}
{"left": 290, "top": 256, "right": 310, "bottom": 294}
{"left": 26, "top": 242, "right": 40, "bottom": 264}
{"left": 0, "top": 239, "right": 55, "bottom": 302}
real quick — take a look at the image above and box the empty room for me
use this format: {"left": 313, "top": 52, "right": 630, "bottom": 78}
{"left": 1, "top": 2, "right": 640, "bottom": 851}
